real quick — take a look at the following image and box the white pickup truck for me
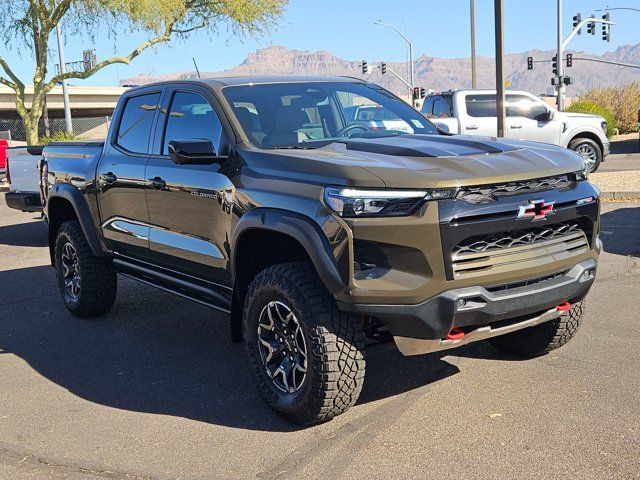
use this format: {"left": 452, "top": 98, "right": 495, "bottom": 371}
{"left": 4, "top": 146, "right": 43, "bottom": 212}
{"left": 422, "top": 90, "right": 610, "bottom": 172}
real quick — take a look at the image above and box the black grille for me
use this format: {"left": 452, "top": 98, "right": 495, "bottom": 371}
{"left": 485, "top": 270, "right": 569, "bottom": 293}
{"left": 453, "top": 223, "right": 581, "bottom": 256}
{"left": 456, "top": 174, "right": 574, "bottom": 204}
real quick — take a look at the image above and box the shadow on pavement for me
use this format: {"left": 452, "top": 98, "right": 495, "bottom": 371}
{"left": 600, "top": 206, "right": 640, "bottom": 258}
{"left": 0, "top": 261, "right": 460, "bottom": 432}
{"left": 0, "top": 217, "right": 47, "bottom": 248}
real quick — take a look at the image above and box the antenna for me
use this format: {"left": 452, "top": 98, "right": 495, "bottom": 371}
{"left": 192, "top": 57, "right": 201, "bottom": 79}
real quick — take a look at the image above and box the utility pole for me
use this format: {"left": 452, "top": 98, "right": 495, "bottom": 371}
{"left": 55, "top": 24, "right": 73, "bottom": 134}
{"left": 470, "top": 0, "right": 477, "bottom": 88}
{"left": 494, "top": 0, "right": 506, "bottom": 137}
{"left": 557, "top": 0, "right": 565, "bottom": 111}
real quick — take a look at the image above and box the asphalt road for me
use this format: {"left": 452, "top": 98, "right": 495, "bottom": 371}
{"left": 600, "top": 137, "right": 640, "bottom": 172}
{"left": 0, "top": 197, "right": 639, "bottom": 480}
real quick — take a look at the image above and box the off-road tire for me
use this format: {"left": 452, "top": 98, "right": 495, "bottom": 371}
{"left": 487, "top": 302, "right": 584, "bottom": 357}
{"left": 243, "top": 261, "right": 365, "bottom": 425}
{"left": 54, "top": 220, "right": 117, "bottom": 317}
{"left": 569, "top": 137, "right": 602, "bottom": 173}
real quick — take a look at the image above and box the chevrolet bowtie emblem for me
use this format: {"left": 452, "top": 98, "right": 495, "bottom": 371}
{"left": 517, "top": 199, "right": 555, "bottom": 221}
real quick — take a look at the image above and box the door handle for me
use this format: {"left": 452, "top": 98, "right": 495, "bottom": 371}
{"left": 147, "top": 176, "right": 166, "bottom": 189}
{"left": 510, "top": 124, "right": 523, "bottom": 129}
{"left": 466, "top": 125, "right": 479, "bottom": 130}
{"left": 98, "top": 172, "right": 117, "bottom": 187}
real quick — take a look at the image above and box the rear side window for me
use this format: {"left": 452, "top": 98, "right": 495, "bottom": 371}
{"left": 422, "top": 95, "right": 453, "bottom": 118}
{"left": 162, "top": 91, "right": 223, "bottom": 155}
{"left": 116, "top": 93, "right": 160, "bottom": 154}
{"left": 465, "top": 94, "right": 497, "bottom": 118}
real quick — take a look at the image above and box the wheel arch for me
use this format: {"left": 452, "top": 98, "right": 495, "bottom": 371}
{"left": 567, "top": 130, "right": 604, "bottom": 153}
{"left": 46, "top": 183, "right": 106, "bottom": 265}
{"left": 229, "top": 208, "right": 347, "bottom": 342}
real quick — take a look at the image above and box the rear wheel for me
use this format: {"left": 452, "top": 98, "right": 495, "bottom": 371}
{"left": 569, "top": 138, "right": 602, "bottom": 173}
{"left": 487, "top": 302, "right": 584, "bottom": 357}
{"left": 243, "top": 261, "right": 365, "bottom": 425}
{"left": 54, "top": 220, "right": 117, "bottom": 317}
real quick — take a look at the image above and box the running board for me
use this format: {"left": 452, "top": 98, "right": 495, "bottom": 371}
{"left": 113, "top": 259, "right": 232, "bottom": 314}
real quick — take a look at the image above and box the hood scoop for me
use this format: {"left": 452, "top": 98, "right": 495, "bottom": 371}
{"left": 344, "top": 134, "right": 519, "bottom": 158}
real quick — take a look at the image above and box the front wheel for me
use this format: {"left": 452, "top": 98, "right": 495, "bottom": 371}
{"left": 487, "top": 302, "right": 584, "bottom": 357}
{"left": 243, "top": 261, "right": 365, "bottom": 425}
{"left": 569, "top": 138, "right": 602, "bottom": 173}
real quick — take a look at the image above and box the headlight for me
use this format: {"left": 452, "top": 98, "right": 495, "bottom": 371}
{"left": 601, "top": 121, "right": 608, "bottom": 133}
{"left": 575, "top": 167, "right": 589, "bottom": 181}
{"left": 324, "top": 187, "right": 456, "bottom": 217}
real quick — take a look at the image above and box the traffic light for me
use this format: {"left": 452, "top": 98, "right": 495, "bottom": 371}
{"left": 602, "top": 13, "right": 610, "bottom": 42}
{"left": 420, "top": 87, "right": 426, "bottom": 99}
{"left": 412, "top": 87, "right": 420, "bottom": 100}
{"left": 527, "top": 56, "right": 533, "bottom": 70}
{"left": 552, "top": 55, "right": 558, "bottom": 76}
{"left": 361, "top": 60, "right": 368, "bottom": 74}
{"left": 563, "top": 76, "right": 572, "bottom": 86}
{"left": 587, "top": 16, "right": 595, "bottom": 35}
{"left": 566, "top": 53, "right": 573, "bottom": 68}
{"left": 381, "top": 62, "right": 387, "bottom": 74}
{"left": 573, "top": 13, "right": 582, "bottom": 34}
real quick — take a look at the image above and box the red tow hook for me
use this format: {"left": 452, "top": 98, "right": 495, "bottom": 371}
{"left": 446, "top": 327, "right": 465, "bottom": 341}
{"left": 556, "top": 302, "right": 571, "bottom": 312}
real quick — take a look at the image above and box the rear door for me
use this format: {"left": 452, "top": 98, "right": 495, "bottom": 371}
{"left": 144, "top": 86, "right": 234, "bottom": 292}
{"left": 461, "top": 94, "right": 498, "bottom": 137}
{"left": 97, "top": 89, "right": 162, "bottom": 258}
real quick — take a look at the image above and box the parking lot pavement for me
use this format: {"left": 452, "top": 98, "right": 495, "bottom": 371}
{"left": 1, "top": 197, "right": 639, "bottom": 480}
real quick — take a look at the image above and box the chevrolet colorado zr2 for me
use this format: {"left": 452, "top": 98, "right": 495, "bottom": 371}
{"left": 40, "top": 76, "right": 600, "bottom": 425}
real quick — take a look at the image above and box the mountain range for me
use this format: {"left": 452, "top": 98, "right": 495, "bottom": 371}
{"left": 122, "top": 44, "right": 640, "bottom": 96}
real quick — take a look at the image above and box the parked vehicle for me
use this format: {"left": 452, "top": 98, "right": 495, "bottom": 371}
{"left": 422, "top": 90, "right": 610, "bottom": 172}
{"left": 344, "top": 104, "right": 412, "bottom": 132}
{"left": 4, "top": 146, "right": 43, "bottom": 212}
{"left": 0, "top": 139, "right": 7, "bottom": 180}
{"left": 41, "top": 76, "right": 600, "bottom": 424}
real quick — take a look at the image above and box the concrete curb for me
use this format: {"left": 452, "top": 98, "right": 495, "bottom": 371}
{"left": 600, "top": 191, "right": 640, "bottom": 200}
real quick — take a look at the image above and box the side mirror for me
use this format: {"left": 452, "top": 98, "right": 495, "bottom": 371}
{"left": 168, "top": 139, "right": 226, "bottom": 165}
{"left": 536, "top": 109, "right": 554, "bottom": 122}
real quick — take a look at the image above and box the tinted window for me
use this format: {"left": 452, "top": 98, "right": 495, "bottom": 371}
{"left": 162, "top": 91, "right": 223, "bottom": 155}
{"left": 506, "top": 94, "right": 549, "bottom": 120}
{"left": 116, "top": 93, "right": 160, "bottom": 154}
{"left": 465, "top": 94, "right": 497, "bottom": 117}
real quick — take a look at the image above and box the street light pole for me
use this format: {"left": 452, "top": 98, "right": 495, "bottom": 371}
{"left": 55, "top": 24, "right": 73, "bottom": 134}
{"left": 374, "top": 21, "right": 414, "bottom": 98}
{"left": 494, "top": 0, "right": 506, "bottom": 138}
{"left": 557, "top": 0, "right": 565, "bottom": 111}
{"left": 470, "top": 0, "right": 477, "bottom": 88}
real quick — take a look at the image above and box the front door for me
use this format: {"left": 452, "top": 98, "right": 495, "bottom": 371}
{"left": 506, "top": 94, "right": 562, "bottom": 145}
{"left": 97, "top": 90, "right": 162, "bottom": 258}
{"left": 144, "top": 88, "right": 234, "bottom": 292}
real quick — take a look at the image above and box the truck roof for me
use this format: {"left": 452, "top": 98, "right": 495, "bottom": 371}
{"left": 127, "top": 75, "right": 365, "bottom": 93}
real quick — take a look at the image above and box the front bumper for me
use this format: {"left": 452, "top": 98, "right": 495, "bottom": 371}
{"left": 603, "top": 140, "right": 610, "bottom": 157}
{"left": 5, "top": 191, "right": 42, "bottom": 212}
{"left": 338, "top": 259, "right": 596, "bottom": 351}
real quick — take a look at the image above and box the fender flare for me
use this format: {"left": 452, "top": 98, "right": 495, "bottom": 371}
{"left": 46, "top": 183, "right": 106, "bottom": 258}
{"left": 231, "top": 208, "right": 346, "bottom": 294}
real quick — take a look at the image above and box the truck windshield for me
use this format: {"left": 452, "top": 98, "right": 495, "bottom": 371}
{"left": 223, "top": 82, "right": 439, "bottom": 149}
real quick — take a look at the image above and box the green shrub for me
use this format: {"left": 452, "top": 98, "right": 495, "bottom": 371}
{"left": 39, "top": 131, "right": 77, "bottom": 146}
{"left": 566, "top": 101, "right": 616, "bottom": 138}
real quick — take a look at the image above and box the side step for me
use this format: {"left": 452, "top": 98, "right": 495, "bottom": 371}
{"left": 113, "top": 258, "right": 232, "bottom": 314}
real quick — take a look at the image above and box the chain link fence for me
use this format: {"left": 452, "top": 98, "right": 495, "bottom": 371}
{"left": 0, "top": 116, "right": 111, "bottom": 143}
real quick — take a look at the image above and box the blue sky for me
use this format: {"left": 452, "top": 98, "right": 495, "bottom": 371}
{"left": 3, "top": 0, "right": 640, "bottom": 86}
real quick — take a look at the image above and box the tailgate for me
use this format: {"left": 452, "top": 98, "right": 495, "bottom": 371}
{"left": 8, "top": 146, "right": 43, "bottom": 193}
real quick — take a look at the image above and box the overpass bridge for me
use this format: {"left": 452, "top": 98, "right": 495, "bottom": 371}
{"left": 0, "top": 85, "right": 127, "bottom": 141}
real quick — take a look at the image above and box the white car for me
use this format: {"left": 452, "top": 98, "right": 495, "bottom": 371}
{"left": 422, "top": 89, "right": 610, "bottom": 172}
{"left": 4, "top": 146, "right": 43, "bottom": 212}
{"left": 344, "top": 105, "right": 412, "bottom": 133}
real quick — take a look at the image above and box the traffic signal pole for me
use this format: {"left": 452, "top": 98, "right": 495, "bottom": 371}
{"left": 557, "top": 0, "right": 565, "bottom": 111}
{"left": 494, "top": 0, "right": 506, "bottom": 137}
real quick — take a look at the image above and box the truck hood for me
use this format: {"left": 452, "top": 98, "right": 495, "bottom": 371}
{"left": 249, "top": 134, "right": 584, "bottom": 189}
{"left": 556, "top": 112, "right": 604, "bottom": 121}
